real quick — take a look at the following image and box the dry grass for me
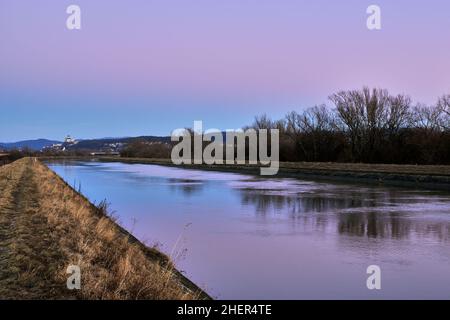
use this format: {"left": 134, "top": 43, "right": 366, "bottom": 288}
{"left": 279, "top": 161, "right": 450, "bottom": 176}
{"left": 0, "top": 158, "right": 206, "bottom": 300}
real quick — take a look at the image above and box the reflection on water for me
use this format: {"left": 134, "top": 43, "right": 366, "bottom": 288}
{"left": 167, "top": 178, "right": 204, "bottom": 195}
{"left": 237, "top": 187, "right": 450, "bottom": 241}
{"left": 47, "top": 160, "right": 450, "bottom": 299}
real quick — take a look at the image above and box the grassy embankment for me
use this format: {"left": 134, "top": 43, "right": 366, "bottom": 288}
{"left": 57, "top": 156, "right": 450, "bottom": 191}
{"left": 0, "top": 158, "right": 208, "bottom": 299}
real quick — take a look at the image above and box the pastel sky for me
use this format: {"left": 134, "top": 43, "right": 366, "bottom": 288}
{"left": 1, "top": 0, "right": 449, "bottom": 141}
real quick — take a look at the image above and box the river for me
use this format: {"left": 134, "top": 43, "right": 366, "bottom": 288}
{"left": 47, "top": 160, "right": 450, "bottom": 299}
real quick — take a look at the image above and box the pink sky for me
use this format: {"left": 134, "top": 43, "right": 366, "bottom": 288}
{"left": 1, "top": 0, "right": 449, "bottom": 140}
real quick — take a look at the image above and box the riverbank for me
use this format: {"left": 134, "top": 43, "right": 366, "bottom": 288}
{"left": 44, "top": 156, "right": 450, "bottom": 299}
{"left": 0, "top": 158, "right": 209, "bottom": 299}
{"left": 42, "top": 156, "right": 450, "bottom": 192}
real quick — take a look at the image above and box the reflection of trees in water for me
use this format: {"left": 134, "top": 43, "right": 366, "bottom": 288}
{"left": 338, "top": 212, "right": 450, "bottom": 243}
{"left": 167, "top": 178, "right": 204, "bottom": 195}
{"left": 338, "top": 211, "right": 406, "bottom": 239}
{"left": 239, "top": 190, "right": 385, "bottom": 215}
{"left": 238, "top": 189, "right": 450, "bottom": 241}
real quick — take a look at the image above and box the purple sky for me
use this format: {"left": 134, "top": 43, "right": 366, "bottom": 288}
{"left": 1, "top": 0, "right": 450, "bottom": 141}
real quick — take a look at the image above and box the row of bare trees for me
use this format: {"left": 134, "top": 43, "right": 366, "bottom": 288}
{"left": 250, "top": 88, "right": 450, "bottom": 164}
{"left": 120, "top": 140, "right": 172, "bottom": 158}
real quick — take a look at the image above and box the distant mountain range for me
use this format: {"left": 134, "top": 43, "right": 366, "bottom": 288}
{"left": 0, "top": 136, "right": 171, "bottom": 152}
{"left": 0, "top": 139, "right": 61, "bottom": 151}
{"left": 65, "top": 136, "right": 171, "bottom": 152}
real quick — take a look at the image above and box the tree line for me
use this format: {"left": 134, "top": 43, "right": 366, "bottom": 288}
{"left": 6, "top": 87, "right": 448, "bottom": 165}
{"left": 121, "top": 87, "right": 449, "bottom": 165}
{"left": 248, "top": 87, "right": 449, "bottom": 164}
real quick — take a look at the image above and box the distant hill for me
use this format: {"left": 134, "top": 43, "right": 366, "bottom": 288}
{"left": 0, "top": 139, "right": 61, "bottom": 151}
{"left": 64, "top": 136, "right": 171, "bottom": 152}
{"left": 0, "top": 136, "right": 171, "bottom": 152}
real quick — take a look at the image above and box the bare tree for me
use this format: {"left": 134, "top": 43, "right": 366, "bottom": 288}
{"left": 437, "top": 95, "right": 450, "bottom": 130}
{"left": 283, "top": 106, "right": 340, "bottom": 161}
{"left": 385, "top": 94, "right": 412, "bottom": 135}
{"left": 413, "top": 103, "right": 446, "bottom": 131}
{"left": 438, "top": 95, "right": 450, "bottom": 115}
{"left": 329, "top": 87, "right": 413, "bottom": 162}
{"left": 252, "top": 114, "right": 274, "bottom": 130}
{"left": 330, "top": 87, "right": 388, "bottom": 161}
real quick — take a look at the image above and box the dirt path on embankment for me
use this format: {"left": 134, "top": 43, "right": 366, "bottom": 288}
{"left": 0, "top": 158, "right": 207, "bottom": 300}
{"left": 0, "top": 159, "right": 70, "bottom": 299}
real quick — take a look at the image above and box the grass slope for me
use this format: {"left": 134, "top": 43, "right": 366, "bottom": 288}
{"left": 0, "top": 158, "right": 207, "bottom": 300}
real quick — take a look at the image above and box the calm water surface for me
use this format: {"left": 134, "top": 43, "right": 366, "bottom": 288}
{"left": 47, "top": 160, "right": 450, "bottom": 299}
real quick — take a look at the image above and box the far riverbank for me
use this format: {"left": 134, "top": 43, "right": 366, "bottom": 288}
{"left": 40, "top": 156, "right": 450, "bottom": 192}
